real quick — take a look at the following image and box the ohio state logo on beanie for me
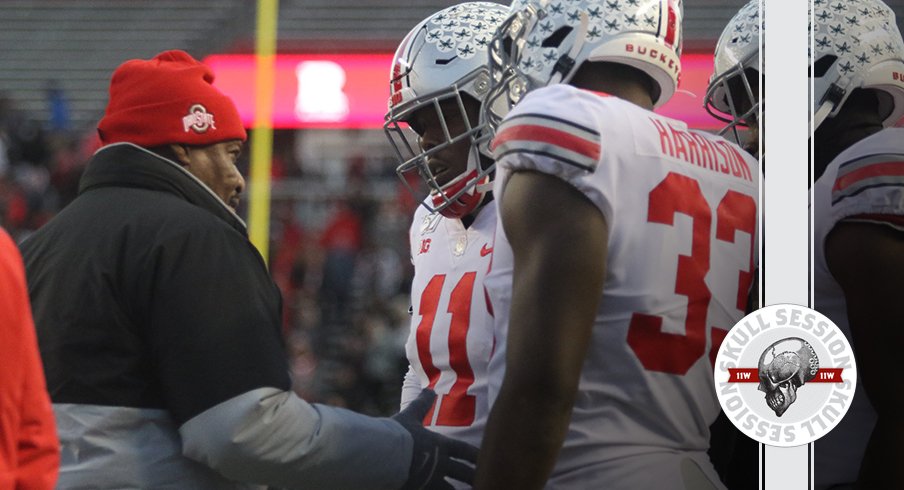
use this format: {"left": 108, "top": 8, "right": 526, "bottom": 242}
{"left": 97, "top": 50, "right": 246, "bottom": 147}
{"left": 183, "top": 104, "right": 217, "bottom": 134}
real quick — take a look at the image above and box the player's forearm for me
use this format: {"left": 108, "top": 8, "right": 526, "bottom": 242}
{"left": 474, "top": 379, "right": 574, "bottom": 490}
{"left": 475, "top": 282, "right": 594, "bottom": 489}
{"left": 825, "top": 222, "right": 904, "bottom": 488}
{"left": 475, "top": 170, "right": 606, "bottom": 489}
{"left": 477, "top": 271, "right": 592, "bottom": 487}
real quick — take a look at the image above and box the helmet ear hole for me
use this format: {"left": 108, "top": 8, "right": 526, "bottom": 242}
{"left": 874, "top": 90, "right": 895, "bottom": 121}
{"left": 813, "top": 55, "right": 838, "bottom": 78}
{"left": 502, "top": 35, "right": 514, "bottom": 55}
{"left": 542, "top": 26, "right": 573, "bottom": 48}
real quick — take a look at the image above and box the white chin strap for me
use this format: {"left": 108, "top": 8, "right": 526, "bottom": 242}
{"left": 467, "top": 145, "right": 492, "bottom": 194}
{"left": 812, "top": 101, "right": 835, "bottom": 131}
{"left": 549, "top": 12, "right": 590, "bottom": 86}
{"left": 475, "top": 180, "right": 493, "bottom": 193}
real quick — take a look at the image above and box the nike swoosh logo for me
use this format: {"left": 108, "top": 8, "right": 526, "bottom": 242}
{"left": 480, "top": 244, "right": 493, "bottom": 257}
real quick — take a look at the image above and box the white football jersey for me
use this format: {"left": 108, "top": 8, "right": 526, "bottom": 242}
{"left": 812, "top": 129, "right": 904, "bottom": 489}
{"left": 485, "top": 84, "right": 759, "bottom": 489}
{"left": 401, "top": 200, "right": 496, "bottom": 451}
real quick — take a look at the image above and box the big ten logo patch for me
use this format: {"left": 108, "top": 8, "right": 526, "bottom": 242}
{"left": 713, "top": 304, "right": 856, "bottom": 447}
{"left": 418, "top": 238, "right": 432, "bottom": 255}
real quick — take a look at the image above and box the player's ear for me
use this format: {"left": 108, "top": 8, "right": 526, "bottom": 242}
{"left": 169, "top": 144, "right": 192, "bottom": 166}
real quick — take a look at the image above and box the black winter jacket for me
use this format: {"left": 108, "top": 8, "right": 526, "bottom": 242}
{"left": 21, "top": 143, "right": 412, "bottom": 490}
{"left": 23, "top": 142, "right": 291, "bottom": 422}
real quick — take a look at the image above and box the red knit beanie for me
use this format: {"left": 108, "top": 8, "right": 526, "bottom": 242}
{"left": 97, "top": 50, "right": 246, "bottom": 147}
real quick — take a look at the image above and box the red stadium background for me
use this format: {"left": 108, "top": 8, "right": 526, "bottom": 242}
{"left": 204, "top": 52, "right": 721, "bottom": 130}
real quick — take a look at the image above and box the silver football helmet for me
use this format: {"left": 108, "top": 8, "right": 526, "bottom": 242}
{"left": 811, "top": 0, "right": 904, "bottom": 130}
{"left": 384, "top": 2, "right": 509, "bottom": 219}
{"left": 482, "top": 0, "right": 684, "bottom": 130}
{"left": 705, "top": 1, "right": 762, "bottom": 144}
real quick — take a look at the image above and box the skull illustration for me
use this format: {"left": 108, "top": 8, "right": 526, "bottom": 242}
{"left": 757, "top": 338, "right": 819, "bottom": 417}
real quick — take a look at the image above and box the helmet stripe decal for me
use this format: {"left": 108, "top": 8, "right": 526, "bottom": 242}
{"left": 390, "top": 27, "right": 420, "bottom": 107}
{"left": 391, "top": 60, "right": 404, "bottom": 106}
{"left": 664, "top": 0, "right": 678, "bottom": 48}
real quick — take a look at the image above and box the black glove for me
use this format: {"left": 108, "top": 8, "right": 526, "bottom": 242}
{"left": 392, "top": 389, "right": 479, "bottom": 490}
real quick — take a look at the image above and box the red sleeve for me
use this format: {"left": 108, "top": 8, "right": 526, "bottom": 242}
{"left": 0, "top": 230, "right": 59, "bottom": 489}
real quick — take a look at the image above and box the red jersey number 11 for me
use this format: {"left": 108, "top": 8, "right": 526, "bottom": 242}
{"left": 415, "top": 272, "right": 478, "bottom": 426}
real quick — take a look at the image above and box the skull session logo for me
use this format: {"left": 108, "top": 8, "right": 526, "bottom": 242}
{"left": 757, "top": 338, "right": 824, "bottom": 417}
{"left": 713, "top": 304, "right": 857, "bottom": 447}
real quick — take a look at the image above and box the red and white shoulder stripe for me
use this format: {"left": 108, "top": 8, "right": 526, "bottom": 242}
{"left": 831, "top": 152, "right": 904, "bottom": 229}
{"left": 831, "top": 153, "right": 904, "bottom": 205}
{"left": 489, "top": 113, "right": 602, "bottom": 172}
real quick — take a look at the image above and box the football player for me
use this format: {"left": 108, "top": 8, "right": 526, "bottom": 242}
{"left": 474, "top": 1, "right": 759, "bottom": 489}
{"left": 807, "top": 0, "right": 904, "bottom": 487}
{"left": 705, "top": 1, "right": 762, "bottom": 159}
{"left": 384, "top": 2, "right": 508, "bottom": 482}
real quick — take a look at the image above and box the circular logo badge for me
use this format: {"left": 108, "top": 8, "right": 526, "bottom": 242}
{"left": 713, "top": 304, "right": 857, "bottom": 447}
{"left": 182, "top": 104, "right": 216, "bottom": 134}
